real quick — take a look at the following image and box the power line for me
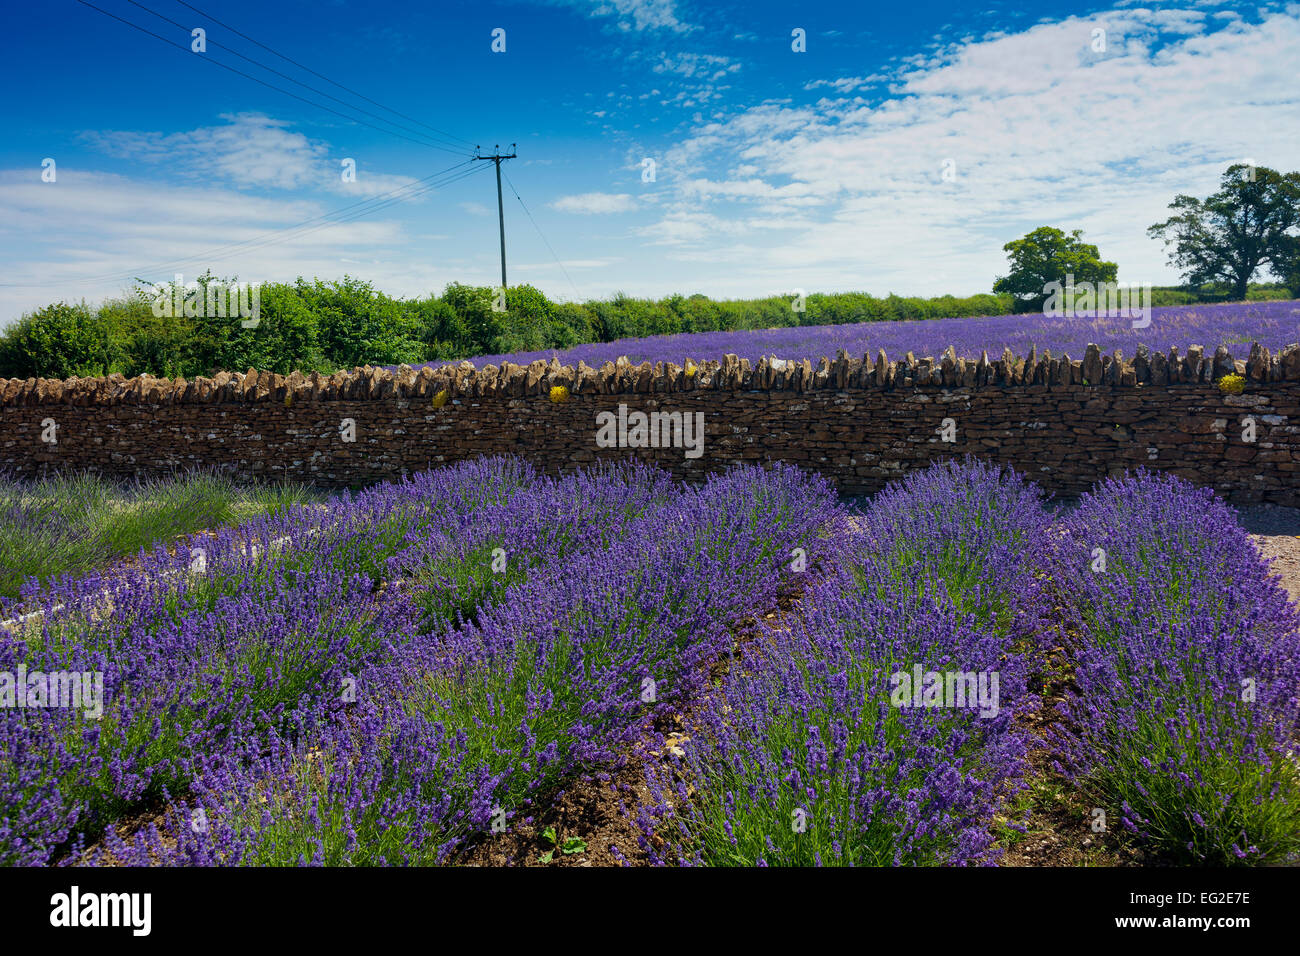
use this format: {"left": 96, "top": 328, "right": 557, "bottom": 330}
{"left": 170, "top": 0, "right": 476, "bottom": 149}
{"left": 74, "top": 0, "right": 468, "bottom": 156}
{"left": 123, "top": 0, "right": 469, "bottom": 154}
{"left": 2, "top": 160, "right": 486, "bottom": 288}
{"left": 22, "top": 4, "right": 510, "bottom": 300}
{"left": 502, "top": 169, "right": 584, "bottom": 302}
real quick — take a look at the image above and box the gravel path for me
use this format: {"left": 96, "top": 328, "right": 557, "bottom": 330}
{"left": 1238, "top": 505, "right": 1300, "bottom": 607}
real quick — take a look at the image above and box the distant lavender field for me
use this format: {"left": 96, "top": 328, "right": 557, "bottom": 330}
{"left": 427, "top": 299, "right": 1300, "bottom": 369}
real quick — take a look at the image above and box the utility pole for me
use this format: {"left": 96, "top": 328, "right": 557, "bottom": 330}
{"left": 473, "top": 144, "right": 516, "bottom": 292}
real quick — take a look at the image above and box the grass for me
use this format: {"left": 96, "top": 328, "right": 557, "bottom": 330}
{"left": 0, "top": 471, "right": 321, "bottom": 607}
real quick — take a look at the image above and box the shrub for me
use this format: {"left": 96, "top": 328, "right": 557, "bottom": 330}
{"left": 1043, "top": 471, "right": 1300, "bottom": 864}
{"left": 0, "top": 302, "right": 116, "bottom": 379}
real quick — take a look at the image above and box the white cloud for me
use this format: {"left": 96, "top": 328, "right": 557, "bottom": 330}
{"left": 653, "top": 52, "right": 740, "bottom": 80}
{"left": 561, "top": 0, "right": 690, "bottom": 33}
{"left": 7, "top": 4, "right": 1300, "bottom": 316}
{"left": 551, "top": 192, "right": 637, "bottom": 214}
{"left": 517, "top": 257, "right": 622, "bottom": 270}
{"left": 0, "top": 165, "right": 477, "bottom": 323}
{"left": 82, "top": 113, "right": 419, "bottom": 197}
{"left": 803, "top": 74, "right": 888, "bottom": 94}
{"left": 641, "top": 6, "right": 1300, "bottom": 295}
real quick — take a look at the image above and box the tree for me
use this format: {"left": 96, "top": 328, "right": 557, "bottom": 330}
{"left": 409, "top": 296, "right": 466, "bottom": 361}
{"left": 548, "top": 302, "right": 595, "bottom": 350}
{"left": 1274, "top": 234, "right": 1300, "bottom": 298}
{"left": 1148, "top": 163, "right": 1300, "bottom": 301}
{"left": 99, "top": 289, "right": 177, "bottom": 377}
{"left": 500, "top": 284, "right": 555, "bottom": 353}
{"left": 993, "top": 227, "right": 1118, "bottom": 313}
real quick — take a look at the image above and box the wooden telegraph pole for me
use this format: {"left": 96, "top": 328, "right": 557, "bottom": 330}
{"left": 472, "top": 144, "right": 517, "bottom": 294}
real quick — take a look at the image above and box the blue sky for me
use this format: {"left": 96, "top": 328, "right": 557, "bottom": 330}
{"left": 2, "top": 0, "right": 1299, "bottom": 324}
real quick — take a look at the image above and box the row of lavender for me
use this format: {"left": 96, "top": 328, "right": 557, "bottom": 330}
{"left": 427, "top": 299, "right": 1300, "bottom": 371}
{"left": 1048, "top": 475, "right": 1300, "bottom": 863}
{"left": 0, "top": 458, "right": 843, "bottom": 865}
{"left": 638, "top": 462, "right": 1300, "bottom": 865}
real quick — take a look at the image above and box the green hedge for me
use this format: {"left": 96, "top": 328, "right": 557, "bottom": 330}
{"left": 0, "top": 275, "right": 1290, "bottom": 379}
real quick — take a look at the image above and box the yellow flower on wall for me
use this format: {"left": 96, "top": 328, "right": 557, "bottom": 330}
{"left": 1218, "top": 373, "right": 1245, "bottom": 395}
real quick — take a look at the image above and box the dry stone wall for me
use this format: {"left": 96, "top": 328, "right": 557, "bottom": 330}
{"left": 3, "top": 341, "right": 1300, "bottom": 503}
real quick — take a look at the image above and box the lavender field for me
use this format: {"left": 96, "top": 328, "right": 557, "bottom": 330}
{"left": 3, "top": 457, "right": 1297, "bottom": 867}
{"left": 429, "top": 299, "right": 1300, "bottom": 370}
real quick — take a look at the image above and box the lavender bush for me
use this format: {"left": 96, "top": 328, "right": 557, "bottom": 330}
{"left": 1, "top": 456, "right": 628, "bottom": 864}
{"left": 1044, "top": 471, "right": 1300, "bottom": 864}
{"left": 8, "top": 456, "right": 1298, "bottom": 868}
{"left": 641, "top": 573, "right": 1035, "bottom": 866}
{"left": 851, "top": 457, "right": 1051, "bottom": 634}
{"left": 100, "top": 464, "right": 844, "bottom": 865}
{"left": 641, "top": 459, "right": 1045, "bottom": 866}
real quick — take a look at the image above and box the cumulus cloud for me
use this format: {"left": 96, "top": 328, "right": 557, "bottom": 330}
{"left": 7, "top": 3, "right": 1299, "bottom": 315}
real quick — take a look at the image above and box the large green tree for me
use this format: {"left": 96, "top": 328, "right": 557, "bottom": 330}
{"left": 993, "top": 227, "right": 1118, "bottom": 313}
{"left": 1148, "top": 163, "right": 1300, "bottom": 301}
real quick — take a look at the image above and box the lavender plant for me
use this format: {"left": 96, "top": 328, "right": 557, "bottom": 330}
{"left": 851, "top": 457, "right": 1051, "bottom": 633}
{"left": 10, "top": 455, "right": 1296, "bottom": 869}
{"left": 1045, "top": 471, "right": 1300, "bottom": 864}
{"left": 1, "top": 457, "right": 561, "bottom": 864}
{"left": 642, "top": 459, "right": 1045, "bottom": 866}
{"left": 641, "top": 571, "right": 1034, "bottom": 866}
